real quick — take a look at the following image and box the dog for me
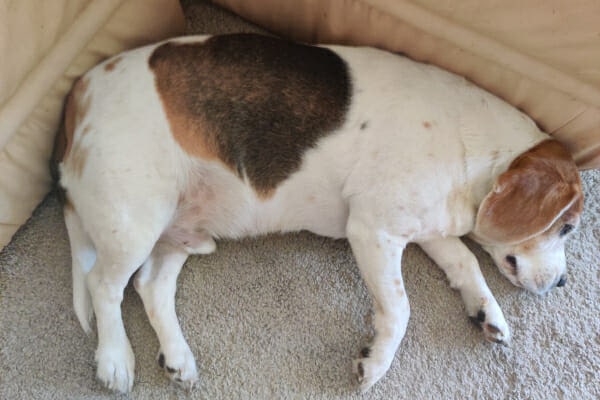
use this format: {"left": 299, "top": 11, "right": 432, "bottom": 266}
{"left": 53, "top": 33, "right": 584, "bottom": 393}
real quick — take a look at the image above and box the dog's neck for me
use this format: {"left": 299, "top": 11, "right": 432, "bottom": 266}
{"left": 457, "top": 106, "right": 549, "bottom": 207}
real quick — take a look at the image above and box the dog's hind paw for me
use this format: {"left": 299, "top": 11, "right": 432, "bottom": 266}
{"left": 95, "top": 341, "right": 135, "bottom": 393}
{"left": 157, "top": 349, "right": 199, "bottom": 390}
{"left": 353, "top": 346, "right": 392, "bottom": 393}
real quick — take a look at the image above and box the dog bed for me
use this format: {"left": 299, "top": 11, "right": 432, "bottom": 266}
{"left": 0, "top": 0, "right": 185, "bottom": 249}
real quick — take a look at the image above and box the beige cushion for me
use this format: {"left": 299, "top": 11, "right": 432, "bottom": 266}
{"left": 214, "top": 0, "right": 600, "bottom": 170}
{"left": 0, "top": 0, "right": 185, "bottom": 250}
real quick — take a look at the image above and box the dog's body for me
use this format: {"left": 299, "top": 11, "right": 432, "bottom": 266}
{"left": 55, "top": 34, "right": 583, "bottom": 393}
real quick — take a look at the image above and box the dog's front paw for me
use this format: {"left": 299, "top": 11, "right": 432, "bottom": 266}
{"left": 469, "top": 303, "right": 510, "bottom": 345}
{"left": 95, "top": 340, "right": 135, "bottom": 393}
{"left": 157, "top": 347, "right": 198, "bottom": 390}
{"left": 353, "top": 346, "right": 392, "bottom": 392}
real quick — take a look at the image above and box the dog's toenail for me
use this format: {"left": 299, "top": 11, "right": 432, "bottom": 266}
{"left": 556, "top": 276, "right": 567, "bottom": 287}
{"left": 360, "top": 347, "right": 371, "bottom": 358}
{"left": 158, "top": 353, "right": 165, "bottom": 369}
{"left": 166, "top": 366, "right": 177, "bottom": 374}
{"left": 486, "top": 324, "right": 501, "bottom": 335}
{"left": 357, "top": 362, "right": 365, "bottom": 378}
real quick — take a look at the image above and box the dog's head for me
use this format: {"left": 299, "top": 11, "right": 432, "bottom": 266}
{"left": 472, "top": 140, "right": 584, "bottom": 295}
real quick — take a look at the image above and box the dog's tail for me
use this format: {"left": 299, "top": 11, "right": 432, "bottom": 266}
{"left": 64, "top": 207, "right": 96, "bottom": 334}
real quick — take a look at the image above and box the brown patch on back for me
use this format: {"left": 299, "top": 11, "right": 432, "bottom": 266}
{"left": 104, "top": 56, "right": 122, "bottom": 72}
{"left": 148, "top": 33, "right": 351, "bottom": 196}
{"left": 475, "top": 139, "right": 584, "bottom": 244}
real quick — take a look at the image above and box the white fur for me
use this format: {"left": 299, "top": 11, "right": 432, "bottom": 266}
{"left": 60, "top": 35, "right": 573, "bottom": 393}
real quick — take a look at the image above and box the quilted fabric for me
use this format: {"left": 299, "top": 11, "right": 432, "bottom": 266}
{"left": 0, "top": 0, "right": 185, "bottom": 249}
{"left": 214, "top": 0, "right": 600, "bottom": 169}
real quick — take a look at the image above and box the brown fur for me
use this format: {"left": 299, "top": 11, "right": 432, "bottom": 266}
{"left": 50, "top": 77, "right": 91, "bottom": 203}
{"left": 148, "top": 33, "right": 351, "bottom": 196}
{"left": 104, "top": 56, "right": 122, "bottom": 72}
{"left": 53, "top": 77, "right": 90, "bottom": 164}
{"left": 475, "top": 139, "right": 583, "bottom": 244}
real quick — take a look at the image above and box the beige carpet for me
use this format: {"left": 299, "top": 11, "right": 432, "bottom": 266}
{"left": 1, "top": 1, "right": 599, "bottom": 399}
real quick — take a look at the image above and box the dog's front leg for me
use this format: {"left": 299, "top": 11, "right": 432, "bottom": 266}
{"left": 134, "top": 242, "right": 198, "bottom": 389}
{"left": 418, "top": 237, "right": 510, "bottom": 344}
{"left": 346, "top": 217, "right": 409, "bottom": 392}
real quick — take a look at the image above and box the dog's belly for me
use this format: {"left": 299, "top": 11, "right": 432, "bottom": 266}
{"left": 162, "top": 155, "right": 351, "bottom": 245}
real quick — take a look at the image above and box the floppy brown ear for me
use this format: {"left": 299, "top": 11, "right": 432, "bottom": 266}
{"left": 474, "top": 140, "right": 583, "bottom": 244}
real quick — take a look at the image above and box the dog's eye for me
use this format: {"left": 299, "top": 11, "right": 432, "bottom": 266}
{"left": 505, "top": 255, "right": 517, "bottom": 272}
{"left": 559, "top": 224, "right": 574, "bottom": 237}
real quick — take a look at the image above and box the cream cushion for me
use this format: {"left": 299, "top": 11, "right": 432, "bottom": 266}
{"left": 0, "top": 0, "right": 184, "bottom": 249}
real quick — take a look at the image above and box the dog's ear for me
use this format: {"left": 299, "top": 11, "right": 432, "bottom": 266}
{"left": 474, "top": 140, "right": 583, "bottom": 244}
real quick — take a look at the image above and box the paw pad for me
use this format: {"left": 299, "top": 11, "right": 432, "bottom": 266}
{"left": 469, "top": 309, "right": 486, "bottom": 327}
{"left": 158, "top": 353, "right": 177, "bottom": 374}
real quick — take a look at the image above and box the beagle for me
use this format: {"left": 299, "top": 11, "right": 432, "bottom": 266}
{"left": 54, "top": 33, "right": 584, "bottom": 393}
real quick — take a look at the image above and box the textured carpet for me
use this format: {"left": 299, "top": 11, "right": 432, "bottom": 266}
{"left": 1, "top": 2, "right": 599, "bottom": 399}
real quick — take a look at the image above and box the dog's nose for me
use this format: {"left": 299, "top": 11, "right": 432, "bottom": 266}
{"left": 556, "top": 275, "right": 567, "bottom": 288}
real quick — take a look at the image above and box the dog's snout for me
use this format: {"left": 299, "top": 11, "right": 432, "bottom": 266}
{"left": 556, "top": 275, "right": 567, "bottom": 288}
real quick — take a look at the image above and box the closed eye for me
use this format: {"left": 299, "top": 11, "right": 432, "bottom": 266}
{"left": 505, "top": 255, "right": 517, "bottom": 273}
{"left": 559, "top": 224, "right": 574, "bottom": 237}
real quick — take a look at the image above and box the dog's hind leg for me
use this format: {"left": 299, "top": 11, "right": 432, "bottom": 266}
{"left": 81, "top": 206, "right": 163, "bottom": 394}
{"left": 134, "top": 241, "right": 198, "bottom": 389}
{"left": 418, "top": 237, "right": 510, "bottom": 345}
{"left": 86, "top": 241, "right": 155, "bottom": 393}
{"left": 346, "top": 215, "right": 409, "bottom": 392}
{"left": 64, "top": 204, "right": 96, "bottom": 334}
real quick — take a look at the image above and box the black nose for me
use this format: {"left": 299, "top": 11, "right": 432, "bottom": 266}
{"left": 556, "top": 275, "right": 567, "bottom": 287}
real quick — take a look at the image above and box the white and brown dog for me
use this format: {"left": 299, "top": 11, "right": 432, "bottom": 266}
{"left": 53, "top": 33, "right": 583, "bottom": 393}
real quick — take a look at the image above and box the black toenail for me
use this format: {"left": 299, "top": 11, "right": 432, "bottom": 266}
{"left": 556, "top": 276, "right": 567, "bottom": 287}
{"left": 158, "top": 353, "right": 165, "bottom": 369}
{"left": 469, "top": 310, "right": 486, "bottom": 327}
{"left": 357, "top": 362, "right": 364, "bottom": 378}
{"left": 166, "top": 366, "right": 177, "bottom": 374}
{"left": 360, "top": 347, "right": 371, "bottom": 358}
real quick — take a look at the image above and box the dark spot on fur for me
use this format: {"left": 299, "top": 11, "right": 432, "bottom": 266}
{"left": 469, "top": 310, "right": 486, "bottom": 327}
{"left": 360, "top": 347, "right": 371, "bottom": 358}
{"left": 360, "top": 121, "right": 368, "bottom": 130}
{"left": 149, "top": 33, "right": 351, "bottom": 196}
{"left": 166, "top": 365, "right": 177, "bottom": 374}
{"left": 104, "top": 56, "right": 122, "bottom": 72}
{"left": 423, "top": 121, "right": 432, "bottom": 128}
